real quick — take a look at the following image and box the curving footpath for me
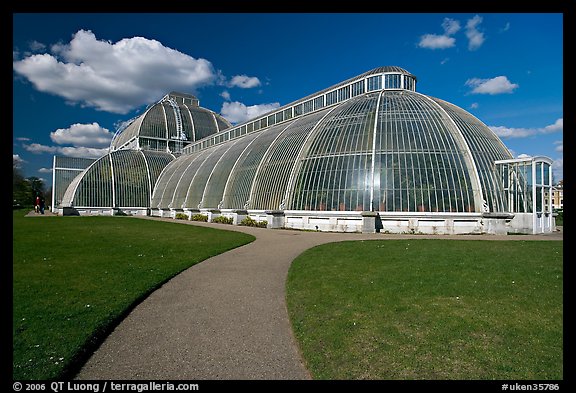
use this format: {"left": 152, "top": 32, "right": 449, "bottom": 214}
{"left": 76, "top": 217, "right": 562, "bottom": 380}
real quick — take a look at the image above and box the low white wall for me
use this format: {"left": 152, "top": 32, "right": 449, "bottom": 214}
{"left": 378, "top": 214, "right": 484, "bottom": 235}
{"left": 71, "top": 207, "right": 546, "bottom": 235}
{"left": 284, "top": 211, "right": 364, "bottom": 232}
{"left": 507, "top": 213, "right": 534, "bottom": 234}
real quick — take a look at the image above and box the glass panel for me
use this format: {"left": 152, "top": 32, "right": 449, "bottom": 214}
{"left": 326, "top": 91, "right": 338, "bottom": 105}
{"left": 536, "top": 162, "right": 543, "bottom": 185}
{"left": 384, "top": 74, "right": 402, "bottom": 89}
{"left": 294, "top": 104, "right": 303, "bottom": 116}
{"left": 432, "top": 98, "right": 513, "bottom": 212}
{"left": 189, "top": 108, "right": 218, "bottom": 140}
{"left": 202, "top": 132, "right": 260, "bottom": 208}
{"left": 543, "top": 162, "right": 550, "bottom": 185}
{"left": 290, "top": 95, "right": 377, "bottom": 211}
{"left": 139, "top": 104, "right": 166, "bottom": 139}
{"left": 303, "top": 100, "right": 314, "bottom": 114}
{"left": 185, "top": 144, "right": 230, "bottom": 208}
{"left": 352, "top": 80, "right": 365, "bottom": 96}
{"left": 337, "top": 86, "right": 350, "bottom": 102}
{"left": 367, "top": 75, "right": 382, "bottom": 91}
{"left": 536, "top": 186, "right": 543, "bottom": 212}
{"left": 251, "top": 111, "right": 327, "bottom": 210}
{"left": 275, "top": 112, "right": 284, "bottom": 123}
{"left": 224, "top": 125, "right": 286, "bottom": 209}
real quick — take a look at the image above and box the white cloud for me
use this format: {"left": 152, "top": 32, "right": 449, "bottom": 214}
{"left": 517, "top": 153, "right": 532, "bottom": 159}
{"left": 23, "top": 142, "right": 108, "bottom": 159}
{"left": 418, "top": 17, "right": 460, "bottom": 50}
{"left": 13, "top": 154, "right": 25, "bottom": 168}
{"left": 38, "top": 167, "right": 52, "bottom": 173}
{"left": 465, "top": 15, "right": 485, "bottom": 50}
{"left": 418, "top": 34, "right": 456, "bottom": 49}
{"left": 466, "top": 76, "right": 519, "bottom": 95}
{"left": 56, "top": 146, "right": 109, "bottom": 159}
{"left": 440, "top": 58, "right": 450, "bottom": 65}
{"left": 29, "top": 40, "right": 46, "bottom": 52}
{"left": 470, "top": 102, "right": 479, "bottom": 109}
{"left": 220, "top": 101, "right": 280, "bottom": 124}
{"left": 554, "top": 140, "right": 563, "bottom": 153}
{"left": 490, "top": 118, "right": 563, "bottom": 139}
{"left": 500, "top": 22, "right": 511, "bottom": 33}
{"left": 227, "top": 75, "right": 261, "bottom": 89}
{"left": 23, "top": 143, "right": 58, "bottom": 154}
{"left": 19, "top": 122, "right": 112, "bottom": 161}
{"left": 50, "top": 122, "right": 113, "bottom": 148}
{"left": 220, "top": 90, "right": 231, "bottom": 101}
{"left": 442, "top": 18, "right": 461, "bottom": 35}
{"left": 543, "top": 118, "right": 563, "bottom": 133}
{"left": 552, "top": 158, "right": 563, "bottom": 181}
{"left": 13, "top": 29, "right": 217, "bottom": 114}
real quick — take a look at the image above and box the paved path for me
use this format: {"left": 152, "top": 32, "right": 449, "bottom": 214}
{"left": 76, "top": 217, "right": 562, "bottom": 380}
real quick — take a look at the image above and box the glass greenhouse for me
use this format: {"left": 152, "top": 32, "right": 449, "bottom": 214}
{"left": 54, "top": 67, "right": 554, "bottom": 234}
{"left": 53, "top": 92, "right": 229, "bottom": 215}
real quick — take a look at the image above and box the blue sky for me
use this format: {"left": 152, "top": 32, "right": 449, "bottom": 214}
{"left": 12, "top": 13, "right": 564, "bottom": 183}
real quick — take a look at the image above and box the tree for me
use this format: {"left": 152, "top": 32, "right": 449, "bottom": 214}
{"left": 13, "top": 166, "right": 31, "bottom": 207}
{"left": 12, "top": 166, "right": 47, "bottom": 208}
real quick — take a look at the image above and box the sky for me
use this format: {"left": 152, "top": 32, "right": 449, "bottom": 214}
{"left": 12, "top": 13, "right": 564, "bottom": 185}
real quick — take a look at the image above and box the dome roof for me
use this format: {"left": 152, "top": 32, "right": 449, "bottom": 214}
{"left": 361, "top": 66, "right": 416, "bottom": 79}
{"left": 110, "top": 92, "right": 232, "bottom": 153}
{"left": 152, "top": 88, "right": 512, "bottom": 213}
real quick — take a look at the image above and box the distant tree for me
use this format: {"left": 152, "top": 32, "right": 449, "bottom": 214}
{"left": 12, "top": 166, "right": 47, "bottom": 208}
{"left": 13, "top": 166, "right": 32, "bottom": 207}
{"left": 28, "top": 176, "right": 45, "bottom": 198}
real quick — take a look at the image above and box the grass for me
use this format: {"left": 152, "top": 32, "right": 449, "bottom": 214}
{"left": 12, "top": 210, "right": 255, "bottom": 380}
{"left": 286, "top": 239, "right": 563, "bottom": 380}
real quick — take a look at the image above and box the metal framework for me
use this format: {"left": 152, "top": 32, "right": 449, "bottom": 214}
{"left": 151, "top": 67, "right": 513, "bottom": 214}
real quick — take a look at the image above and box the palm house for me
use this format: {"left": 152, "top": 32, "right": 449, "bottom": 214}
{"left": 53, "top": 67, "right": 554, "bottom": 234}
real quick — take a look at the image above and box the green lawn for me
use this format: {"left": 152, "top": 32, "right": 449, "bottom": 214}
{"left": 286, "top": 239, "right": 563, "bottom": 380}
{"left": 12, "top": 211, "right": 255, "bottom": 380}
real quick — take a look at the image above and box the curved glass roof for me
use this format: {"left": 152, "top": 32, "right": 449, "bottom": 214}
{"left": 152, "top": 81, "right": 513, "bottom": 214}
{"left": 110, "top": 92, "right": 232, "bottom": 154}
{"left": 183, "top": 66, "right": 418, "bottom": 154}
{"left": 62, "top": 150, "right": 174, "bottom": 208}
{"left": 61, "top": 66, "right": 517, "bottom": 217}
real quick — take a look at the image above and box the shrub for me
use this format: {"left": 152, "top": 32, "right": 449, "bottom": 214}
{"left": 240, "top": 216, "right": 268, "bottom": 228}
{"left": 175, "top": 213, "right": 188, "bottom": 220}
{"left": 190, "top": 213, "right": 208, "bottom": 222}
{"left": 555, "top": 210, "right": 563, "bottom": 226}
{"left": 212, "top": 215, "right": 233, "bottom": 224}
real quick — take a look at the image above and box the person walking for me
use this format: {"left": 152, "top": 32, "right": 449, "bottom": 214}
{"left": 40, "top": 196, "right": 45, "bottom": 214}
{"left": 35, "top": 194, "right": 40, "bottom": 214}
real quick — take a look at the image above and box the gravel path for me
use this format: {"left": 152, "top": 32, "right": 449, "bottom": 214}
{"left": 75, "top": 217, "right": 562, "bottom": 380}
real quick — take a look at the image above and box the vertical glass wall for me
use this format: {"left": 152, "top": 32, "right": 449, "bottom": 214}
{"left": 52, "top": 156, "right": 96, "bottom": 210}
{"left": 495, "top": 157, "right": 553, "bottom": 232}
{"left": 497, "top": 159, "right": 534, "bottom": 213}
